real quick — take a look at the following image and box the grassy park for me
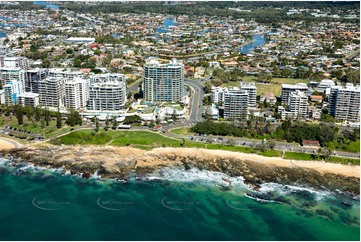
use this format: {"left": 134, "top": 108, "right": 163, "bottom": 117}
{"left": 222, "top": 77, "right": 309, "bottom": 96}
{"left": 55, "top": 130, "right": 359, "bottom": 165}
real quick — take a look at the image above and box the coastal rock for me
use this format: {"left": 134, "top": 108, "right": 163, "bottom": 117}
{"left": 0, "top": 146, "right": 359, "bottom": 195}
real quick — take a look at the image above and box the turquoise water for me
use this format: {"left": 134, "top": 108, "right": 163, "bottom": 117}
{"left": 0, "top": 159, "right": 359, "bottom": 241}
{"left": 240, "top": 34, "right": 267, "bottom": 54}
{"left": 33, "top": 1, "right": 59, "bottom": 9}
{"left": 156, "top": 18, "right": 177, "bottom": 34}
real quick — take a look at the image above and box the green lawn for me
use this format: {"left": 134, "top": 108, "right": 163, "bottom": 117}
{"left": 347, "top": 140, "right": 360, "bottom": 153}
{"left": 58, "top": 129, "right": 182, "bottom": 148}
{"left": 111, "top": 130, "right": 181, "bottom": 147}
{"left": 0, "top": 115, "right": 81, "bottom": 139}
{"left": 284, "top": 151, "right": 359, "bottom": 165}
{"left": 222, "top": 77, "right": 309, "bottom": 96}
{"left": 55, "top": 130, "right": 359, "bottom": 166}
{"left": 169, "top": 127, "right": 193, "bottom": 135}
{"left": 284, "top": 151, "right": 314, "bottom": 160}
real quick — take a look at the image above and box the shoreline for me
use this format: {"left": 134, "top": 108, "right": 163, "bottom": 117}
{"left": 149, "top": 147, "right": 360, "bottom": 178}
{"left": 0, "top": 144, "right": 359, "bottom": 194}
{"left": 0, "top": 137, "right": 22, "bottom": 150}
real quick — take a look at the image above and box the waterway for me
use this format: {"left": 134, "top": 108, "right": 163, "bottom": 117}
{"left": 239, "top": 34, "right": 268, "bottom": 55}
{"left": 33, "top": 1, "right": 59, "bottom": 9}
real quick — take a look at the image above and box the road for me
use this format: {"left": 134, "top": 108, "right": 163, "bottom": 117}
{"left": 162, "top": 125, "right": 360, "bottom": 159}
{"left": 185, "top": 79, "right": 204, "bottom": 124}
{"left": 127, "top": 80, "right": 141, "bottom": 95}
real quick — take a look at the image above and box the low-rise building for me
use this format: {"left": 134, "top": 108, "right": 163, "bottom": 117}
{"left": 17, "top": 92, "right": 40, "bottom": 107}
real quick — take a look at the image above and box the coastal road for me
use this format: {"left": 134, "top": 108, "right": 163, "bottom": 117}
{"left": 185, "top": 79, "right": 204, "bottom": 124}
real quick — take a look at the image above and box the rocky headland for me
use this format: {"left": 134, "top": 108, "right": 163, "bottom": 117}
{"left": 0, "top": 145, "right": 359, "bottom": 195}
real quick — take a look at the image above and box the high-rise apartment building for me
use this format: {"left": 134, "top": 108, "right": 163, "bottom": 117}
{"left": 240, "top": 82, "right": 257, "bottom": 108}
{"left": 211, "top": 86, "right": 228, "bottom": 104}
{"left": 143, "top": 58, "right": 184, "bottom": 102}
{"left": 289, "top": 90, "right": 308, "bottom": 119}
{"left": 329, "top": 83, "right": 360, "bottom": 122}
{"left": 224, "top": 90, "right": 249, "bottom": 120}
{"left": 38, "top": 77, "right": 65, "bottom": 108}
{"left": 25, "top": 68, "right": 48, "bottom": 93}
{"left": 48, "top": 68, "right": 84, "bottom": 79}
{"left": 3, "top": 79, "right": 22, "bottom": 105}
{"left": 281, "top": 83, "right": 308, "bottom": 104}
{"left": 0, "top": 68, "right": 25, "bottom": 92}
{"left": 1, "top": 57, "right": 29, "bottom": 69}
{"left": 88, "top": 74, "right": 126, "bottom": 111}
{"left": 65, "top": 78, "right": 88, "bottom": 110}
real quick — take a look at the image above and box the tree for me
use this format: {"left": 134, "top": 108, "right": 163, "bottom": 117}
{"left": 257, "top": 70, "right": 272, "bottom": 83}
{"left": 123, "top": 115, "right": 141, "bottom": 125}
{"left": 95, "top": 117, "right": 99, "bottom": 132}
{"left": 56, "top": 108, "right": 62, "bottom": 129}
{"left": 66, "top": 109, "right": 82, "bottom": 126}
{"left": 112, "top": 118, "right": 118, "bottom": 130}
{"left": 34, "top": 107, "right": 41, "bottom": 121}
{"left": 104, "top": 116, "right": 110, "bottom": 131}
{"left": 171, "top": 110, "right": 178, "bottom": 121}
{"left": 44, "top": 108, "right": 50, "bottom": 126}
{"left": 343, "top": 70, "right": 360, "bottom": 84}
{"left": 15, "top": 105, "right": 24, "bottom": 125}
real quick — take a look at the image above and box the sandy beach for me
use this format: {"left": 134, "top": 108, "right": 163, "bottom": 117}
{"left": 150, "top": 147, "right": 360, "bottom": 178}
{"left": 0, "top": 137, "right": 18, "bottom": 150}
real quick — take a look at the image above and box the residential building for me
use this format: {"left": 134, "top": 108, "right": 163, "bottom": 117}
{"left": 17, "top": 92, "right": 40, "bottom": 107}
{"left": 1, "top": 56, "right": 29, "bottom": 69}
{"left": 3, "top": 79, "right": 22, "bottom": 105}
{"left": 211, "top": 86, "right": 228, "bottom": 104}
{"left": 264, "top": 93, "right": 276, "bottom": 106}
{"left": 66, "top": 37, "right": 95, "bottom": 43}
{"left": 0, "top": 68, "right": 25, "bottom": 92}
{"left": 310, "top": 95, "right": 323, "bottom": 102}
{"left": 224, "top": 90, "right": 249, "bottom": 120}
{"left": 25, "top": 68, "right": 48, "bottom": 93}
{"left": 208, "top": 61, "right": 220, "bottom": 68}
{"left": 316, "top": 79, "right": 335, "bottom": 92}
{"left": 289, "top": 91, "right": 309, "bottom": 119}
{"left": 48, "top": 68, "right": 83, "bottom": 79}
{"left": 281, "top": 83, "right": 308, "bottom": 104}
{"left": 309, "top": 107, "right": 322, "bottom": 120}
{"left": 329, "top": 83, "right": 360, "bottom": 122}
{"left": 240, "top": 82, "right": 257, "bottom": 108}
{"left": 0, "top": 90, "right": 4, "bottom": 104}
{"left": 38, "top": 77, "right": 65, "bottom": 109}
{"left": 88, "top": 74, "right": 126, "bottom": 112}
{"left": 143, "top": 58, "right": 184, "bottom": 102}
{"left": 65, "top": 78, "right": 89, "bottom": 110}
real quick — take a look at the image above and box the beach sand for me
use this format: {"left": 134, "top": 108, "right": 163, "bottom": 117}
{"left": 149, "top": 147, "right": 360, "bottom": 178}
{"left": 0, "top": 138, "right": 17, "bottom": 150}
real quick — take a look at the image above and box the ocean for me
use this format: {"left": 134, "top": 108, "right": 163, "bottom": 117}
{"left": 0, "top": 158, "right": 359, "bottom": 241}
